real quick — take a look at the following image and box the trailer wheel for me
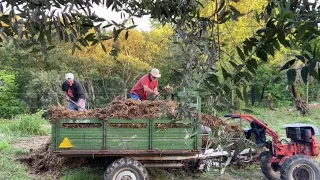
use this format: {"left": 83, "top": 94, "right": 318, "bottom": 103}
{"left": 104, "top": 157, "right": 149, "bottom": 180}
{"left": 280, "top": 155, "right": 320, "bottom": 180}
{"left": 260, "top": 153, "right": 280, "bottom": 180}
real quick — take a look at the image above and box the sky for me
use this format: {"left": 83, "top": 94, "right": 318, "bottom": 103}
{"left": 1, "top": 2, "right": 153, "bottom": 31}
{"left": 92, "top": 4, "right": 152, "bottom": 31}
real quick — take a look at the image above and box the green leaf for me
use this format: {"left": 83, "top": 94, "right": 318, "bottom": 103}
{"left": 243, "top": 86, "right": 248, "bottom": 105}
{"left": 72, "top": 43, "right": 76, "bottom": 55}
{"left": 243, "top": 72, "right": 252, "bottom": 81}
{"left": 91, "top": 39, "right": 99, "bottom": 46}
{"left": 95, "top": 17, "right": 106, "bottom": 22}
{"left": 297, "top": 23, "right": 311, "bottom": 40}
{"left": 313, "top": 44, "right": 317, "bottom": 59}
{"left": 46, "top": 45, "right": 56, "bottom": 51}
{"left": 260, "top": 84, "right": 265, "bottom": 103}
{"left": 301, "top": 66, "right": 309, "bottom": 84}
{"left": 236, "top": 88, "right": 243, "bottom": 101}
{"left": 229, "top": 61, "right": 239, "bottom": 68}
{"left": 85, "top": 33, "right": 96, "bottom": 41}
{"left": 75, "top": 44, "right": 81, "bottom": 51}
{"left": 272, "top": 76, "right": 281, "bottom": 85}
{"left": 287, "top": 69, "right": 296, "bottom": 84}
{"left": 217, "top": 0, "right": 225, "bottom": 12}
{"left": 243, "top": 39, "right": 253, "bottom": 52}
{"left": 46, "top": 25, "right": 52, "bottom": 44}
{"left": 295, "top": 55, "right": 305, "bottom": 63}
{"left": 29, "top": 47, "right": 41, "bottom": 53}
{"left": 318, "top": 64, "right": 320, "bottom": 81}
{"left": 247, "top": 65, "right": 256, "bottom": 74}
{"left": 250, "top": 85, "right": 256, "bottom": 106}
{"left": 256, "top": 28, "right": 268, "bottom": 34}
{"left": 265, "top": 43, "right": 274, "bottom": 57}
{"left": 280, "top": 59, "right": 296, "bottom": 71}
{"left": 273, "top": 40, "right": 280, "bottom": 51}
{"left": 266, "top": 19, "right": 275, "bottom": 28}
{"left": 247, "top": 58, "right": 257, "bottom": 69}
{"left": 113, "top": 28, "right": 123, "bottom": 41}
{"left": 206, "top": 74, "right": 220, "bottom": 85}
{"left": 106, "top": 0, "right": 113, "bottom": 8}
{"left": 125, "top": 31, "right": 129, "bottom": 40}
{"left": 277, "top": 30, "right": 290, "bottom": 47}
{"left": 218, "top": 8, "right": 230, "bottom": 22}
{"left": 256, "top": 49, "right": 268, "bottom": 61}
{"left": 79, "top": 38, "right": 89, "bottom": 47}
{"left": 303, "top": 53, "right": 311, "bottom": 61}
{"left": 309, "top": 70, "right": 318, "bottom": 80}
{"left": 81, "top": 22, "right": 94, "bottom": 28}
{"left": 309, "top": 60, "right": 317, "bottom": 71}
{"left": 233, "top": 74, "right": 241, "bottom": 84}
{"left": 221, "top": 67, "right": 231, "bottom": 79}
{"left": 101, "top": 36, "right": 112, "bottom": 40}
{"left": 236, "top": 46, "right": 245, "bottom": 61}
{"left": 223, "top": 85, "right": 231, "bottom": 94}
{"left": 101, "top": 43, "right": 107, "bottom": 53}
{"left": 62, "top": 13, "right": 69, "bottom": 27}
{"left": 229, "top": 5, "right": 242, "bottom": 21}
{"left": 243, "top": 45, "right": 249, "bottom": 56}
{"left": 102, "top": 24, "right": 113, "bottom": 28}
{"left": 254, "top": 10, "right": 260, "bottom": 23}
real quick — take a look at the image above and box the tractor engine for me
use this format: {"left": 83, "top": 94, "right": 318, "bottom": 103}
{"left": 284, "top": 124, "right": 319, "bottom": 157}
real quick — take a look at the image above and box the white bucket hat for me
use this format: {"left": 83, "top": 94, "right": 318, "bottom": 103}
{"left": 150, "top": 68, "right": 161, "bottom": 78}
{"left": 65, "top": 73, "right": 74, "bottom": 80}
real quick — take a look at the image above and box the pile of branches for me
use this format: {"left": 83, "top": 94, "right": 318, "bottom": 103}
{"left": 49, "top": 96, "right": 177, "bottom": 121}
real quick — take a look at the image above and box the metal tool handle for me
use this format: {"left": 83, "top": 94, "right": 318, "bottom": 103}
{"left": 69, "top": 99, "right": 85, "bottom": 110}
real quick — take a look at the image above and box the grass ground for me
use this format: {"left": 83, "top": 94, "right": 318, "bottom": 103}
{"left": 0, "top": 107, "right": 319, "bottom": 180}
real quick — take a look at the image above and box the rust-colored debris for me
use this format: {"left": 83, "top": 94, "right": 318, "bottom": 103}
{"left": 62, "top": 123, "right": 102, "bottom": 128}
{"left": 109, "top": 123, "right": 148, "bottom": 128}
{"left": 49, "top": 96, "right": 177, "bottom": 121}
{"left": 18, "top": 139, "right": 93, "bottom": 176}
{"left": 155, "top": 123, "right": 192, "bottom": 129}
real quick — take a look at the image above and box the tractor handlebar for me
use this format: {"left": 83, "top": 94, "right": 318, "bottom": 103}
{"left": 224, "top": 113, "right": 280, "bottom": 142}
{"left": 224, "top": 114, "right": 241, "bottom": 119}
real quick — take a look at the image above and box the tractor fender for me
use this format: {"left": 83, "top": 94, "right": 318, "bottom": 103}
{"left": 279, "top": 156, "right": 290, "bottom": 166}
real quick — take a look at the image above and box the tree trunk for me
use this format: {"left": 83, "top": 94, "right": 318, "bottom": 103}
{"left": 267, "top": 95, "right": 276, "bottom": 111}
{"left": 291, "top": 83, "right": 309, "bottom": 116}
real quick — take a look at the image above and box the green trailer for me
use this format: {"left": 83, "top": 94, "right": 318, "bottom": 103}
{"left": 51, "top": 93, "right": 230, "bottom": 180}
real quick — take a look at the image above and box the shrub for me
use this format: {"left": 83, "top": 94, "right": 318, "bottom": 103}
{"left": 0, "top": 141, "right": 10, "bottom": 151}
{"left": 3, "top": 111, "right": 49, "bottom": 136}
{"left": 0, "top": 70, "right": 27, "bottom": 118}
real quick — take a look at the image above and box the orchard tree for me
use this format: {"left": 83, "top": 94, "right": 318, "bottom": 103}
{"left": 1, "top": 0, "right": 320, "bottom": 111}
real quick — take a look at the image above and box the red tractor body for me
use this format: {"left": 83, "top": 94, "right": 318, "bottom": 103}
{"left": 225, "top": 114, "right": 320, "bottom": 180}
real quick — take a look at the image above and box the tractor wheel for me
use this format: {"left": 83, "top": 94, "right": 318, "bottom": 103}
{"left": 260, "top": 153, "right": 280, "bottom": 180}
{"left": 280, "top": 155, "right": 320, "bottom": 180}
{"left": 104, "top": 157, "right": 149, "bottom": 180}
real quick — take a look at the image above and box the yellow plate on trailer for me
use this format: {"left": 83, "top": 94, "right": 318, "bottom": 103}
{"left": 59, "top": 137, "right": 74, "bottom": 148}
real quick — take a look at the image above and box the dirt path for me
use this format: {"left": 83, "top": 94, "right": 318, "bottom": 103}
{"left": 12, "top": 135, "right": 50, "bottom": 151}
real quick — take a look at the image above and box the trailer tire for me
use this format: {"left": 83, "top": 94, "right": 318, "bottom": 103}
{"left": 280, "top": 155, "right": 320, "bottom": 180}
{"left": 261, "top": 153, "right": 280, "bottom": 180}
{"left": 104, "top": 157, "right": 149, "bottom": 180}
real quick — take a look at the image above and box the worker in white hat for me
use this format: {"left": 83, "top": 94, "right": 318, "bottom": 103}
{"left": 62, "top": 73, "right": 86, "bottom": 111}
{"left": 130, "top": 68, "right": 161, "bottom": 101}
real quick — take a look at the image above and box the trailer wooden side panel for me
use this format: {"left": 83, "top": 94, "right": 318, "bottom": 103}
{"left": 52, "top": 117, "right": 202, "bottom": 154}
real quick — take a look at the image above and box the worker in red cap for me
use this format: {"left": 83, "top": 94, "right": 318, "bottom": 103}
{"left": 130, "top": 68, "right": 161, "bottom": 101}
